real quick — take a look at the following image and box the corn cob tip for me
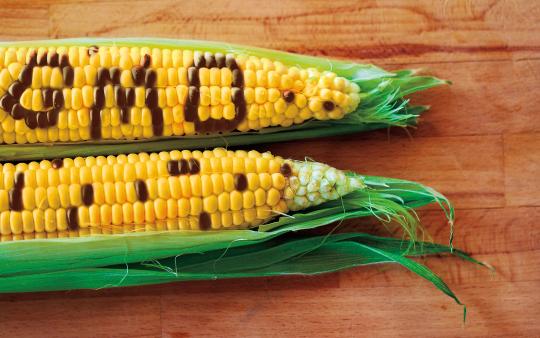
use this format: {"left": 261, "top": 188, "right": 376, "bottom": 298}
{"left": 283, "top": 159, "right": 365, "bottom": 211}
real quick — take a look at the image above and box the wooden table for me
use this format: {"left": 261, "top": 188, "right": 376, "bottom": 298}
{"left": 0, "top": 1, "right": 538, "bottom": 337}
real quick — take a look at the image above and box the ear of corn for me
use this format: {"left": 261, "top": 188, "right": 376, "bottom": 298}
{"left": 0, "top": 156, "right": 454, "bottom": 275}
{"left": 0, "top": 146, "right": 480, "bottom": 313}
{"left": 0, "top": 171, "right": 480, "bottom": 317}
{"left": 0, "top": 38, "right": 447, "bottom": 160}
{"left": 0, "top": 147, "right": 389, "bottom": 241}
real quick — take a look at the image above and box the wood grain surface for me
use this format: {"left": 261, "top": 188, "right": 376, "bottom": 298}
{"left": 0, "top": 0, "right": 538, "bottom": 337}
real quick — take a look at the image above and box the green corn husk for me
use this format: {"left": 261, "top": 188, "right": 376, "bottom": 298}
{"left": 0, "top": 38, "right": 448, "bottom": 161}
{"left": 0, "top": 173, "right": 481, "bottom": 313}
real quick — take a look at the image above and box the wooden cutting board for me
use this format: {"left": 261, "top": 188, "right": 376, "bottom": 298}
{"left": 0, "top": 1, "right": 538, "bottom": 337}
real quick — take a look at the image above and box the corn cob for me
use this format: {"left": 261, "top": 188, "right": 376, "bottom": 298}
{"left": 0, "top": 45, "right": 361, "bottom": 145}
{"left": 0, "top": 147, "right": 364, "bottom": 241}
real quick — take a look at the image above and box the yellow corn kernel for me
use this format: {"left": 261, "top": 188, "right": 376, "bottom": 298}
{"left": 56, "top": 184, "right": 69, "bottom": 208}
{"left": 230, "top": 210, "right": 242, "bottom": 226}
{"left": 221, "top": 211, "right": 233, "bottom": 227}
{"left": 156, "top": 68, "right": 167, "bottom": 87}
{"left": 244, "top": 69, "right": 256, "bottom": 87}
{"left": 268, "top": 71, "right": 280, "bottom": 88}
{"left": 33, "top": 209, "right": 45, "bottom": 233}
{"left": 253, "top": 87, "right": 267, "bottom": 104}
{"left": 7, "top": 211, "right": 22, "bottom": 235}
{"left": 255, "top": 70, "right": 267, "bottom": 87}
{"left": 68, "top": 184, "right": 81, "bottom": 206}
{"left": 88, "top": 204, "right": 101, "bottom": 227}
{"left": 146, "top": 178, "right": 158, "bottom": 200}
{"left": 198, "top": 106, "right": 210, "bottom": 121}
{"left": 171, "top": 50, "right": 182, "bottom": 67}
{"left": 74, "top": 208, "right": 90, "bottom": 231}
{"left": 71, "top": 88, "right": 83, "bottom": 110}
{"left": 100, "top": 204, "right": 112, "bottom": 226}
{"left": 174, "top": 198, "right": 188, "bottom": 218}
{"left": 0, "top": 69, "right": 11, "bottom": 90}
{"left": 7, "top": 63, "right": 22, "bottom": 81}
{"left": 50, "top": 68, "right": 63, "bottom": 88}
{"left": 157, "top": 177, "right": 170, "bottom": 199}
{"left": 165, "top": 86, "right": 178, "bottom": 107}
{"left": 209, "top": 68, "right": 221, "bottom": 86}
{"left": 71, "top": 67, "right": 84, "bottom": 88}
{"left": 18, "top": 88, "right": 32, "bottom": 110}
{"left": 189, "top": 197, "right": 202, "bottom": 216}
{"left": 319, "top": 88, "right": 332, "bottom": 101}
{"left": 245, "top": 173, "right": 259, "bottom": 190}
{"left": 189, "top": 175, "right": 202, "bottom": 197}
{"left": 266, "top": 188, "right": 281, "bottom": 206}
{"left": 154, "top": 198, "right": 167, "bottom": 220}
{"left": 44, "top": 208, "right": 56, "bottom": 233}
{"left": 46, "top": 186, "right": 60, "bottom": 208}
{"left": 221, "top": 68, "right": 232, "bottom": 87}
{"left": 0, "top": 211, "right": 9, "bottom": 235}
{"left": 230, "top": 191, "right": 242, "bottom": 211}
{"left": 178, "top": 68, "right": 188, "bottom": 86}
{"left": 135, "top": 87, "right": 145, "bottom": 107}
{"left": 242, "top": 191, "right": 255, "bottom": 209}
{"left": 199, "top": 68, "right": 210, "bottom": 86}
{"left": 0, "top": 190, "right": 7, "bottom": 211}
{"left": 31, "top": 89, "right": 43, "bottom": 111}
{"left": 133, "top": 202, "right": 144, "bottom": 225}
{"left": 203, "top": 195, "right": 218, "bottom": 213}
{"left": 141, "top": 108, "right": 152, "bottom": 127}
{"left": 256, "top": 205, "right": 271, "bottom": 220}
{"left": 121, "top": 203, "right": 133, "bottom": 225}
{"left": 120, "top": 69, "right": 134, "bottom": 87}
{"left": 113, "top": 182, "right": 125, "bottom": 204}
{"left": 167, "top": 68, "right": 178, "bottom": 86}
{"left": 274, "top": 98, "right": 286, "bottom": 114}
{"left": 254, "top": 188, "right": 266, "bottom": 206}
{"left": 244, "top": 208, "right": 257, "bottom": 223}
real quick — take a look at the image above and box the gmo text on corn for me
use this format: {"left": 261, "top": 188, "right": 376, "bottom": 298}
{"left": 0, "top": 45, "right": 360, "bottom": 144}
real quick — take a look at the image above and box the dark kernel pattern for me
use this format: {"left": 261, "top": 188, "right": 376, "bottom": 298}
{"left": 87, "top": 45, "right": 99, "bottom": 56}
{"left": 141, "top": 54, "right": 151, "bottom": 68}
{"left": 179, "top": 159, "right": 189, "bottom": 175}
{"left": 167, "top": 160, "right": 180, "bottom": 176}
{"left": 66, "top": 207, "right": 79, "bottom": 230}
{"left": 199, "top": 212, "right": 211, "bottom": 230}
{"left": 184, "top": 53, "right": 246, "bottom": 133}
{"left": 323, "top": 100, "right": 335, "bottom": 111}
{"left": 0, "top": 50, "right": 77, "bottom": 130}
{"left": 0, "top": 48, "right": 250, "bottom": 141}
{"left": 283, "top": 90, "right": 295, "bottom": 103}
{"left": 8, "top": 188, "right": 23, "bottom": 211}
{"left": 135, "top": 179, "right": 149, "bottom": 202}
{"left": 81, "top": 184, "right": 94, "bottom": 206}
{"left": 188, "top": 158, "right": 200, "bottom": 174}
{"left": 234, "top": 173, "right": 248, "bottom": 191}
{"left": 51, "top": 159, "right": 63, "bottom": 169}
{"left": 280, "top": 163, "right": 292, "bottom": 177}
{"left": 14, "top": 172, "right": 25, "bottom": 189}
